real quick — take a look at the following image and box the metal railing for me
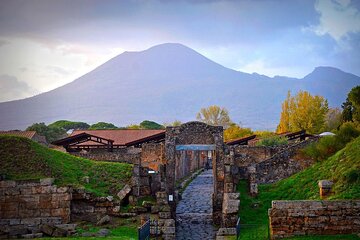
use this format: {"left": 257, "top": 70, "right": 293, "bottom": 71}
{"left": 138, "top": 219, "right": 150, "bottom": 240}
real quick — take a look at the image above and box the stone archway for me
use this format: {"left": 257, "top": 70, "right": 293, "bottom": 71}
{"left": 164, "top": 121, "right": 225, "bottom": 224}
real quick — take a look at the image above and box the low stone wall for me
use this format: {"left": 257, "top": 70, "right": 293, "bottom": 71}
{"left": 269, "top": 200, "right": 360, "bottom": 239}
{"left": 70, "top": 189, "right": 120, "bottom": 223}
{"left": 71, "top": 147, "right": 141, "bottom": 164}
{"left": 0, "top": 178, "right": 71, "bottom": 238}
{"left": 256, "top": 139, "right": 316, "bottom": 184}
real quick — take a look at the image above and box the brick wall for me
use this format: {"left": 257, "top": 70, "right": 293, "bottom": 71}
{"left": 0, "top": 178, "right": 71, "bottom": 238}
{"left": 269, "top": 200, "right": 360, "bottom": 239}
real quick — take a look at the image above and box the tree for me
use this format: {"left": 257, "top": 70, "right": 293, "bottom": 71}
{"left": 341, "top": 97, "right": 354, "bottom": 123}
{"left": 49, "top": 120, "right": 90, "bottom": 131}
{"left": 126, "top": 124, "right": 141, "bottom": 129}
{"left": 348, "top": 85, "right": 360, "bottom": 122}
{"left": 89, "top": 122, "right": 118, "bottom": 130}
{"left": 26, "top": 122, "right": 66, "bottom": 143}
{"left": 139, "top": 120, "right": 164, "bottom": 130}
{"left": 224, "top": 123, "right": 253, "bottom": 141}
{"left": 276, "top": 90, "right": 329, "bottom": 134}
{"left": 163, "top": 120, "right": 182, "bottom": 127}
{"left": 196, "top": 105, "right": 232, "bottom": 128}
{"left": 324, "top": 108, "right": 342, "bottom": 131}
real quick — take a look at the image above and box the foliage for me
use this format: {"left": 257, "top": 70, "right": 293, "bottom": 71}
{"left": 139, "top": 120, "right": 164, "bottom": 129}
{"left": 253, "top": 130, "right": 275, "bottom": 138}
{"left": 323, "top": 108, "right": 342, "bottom": 131}
{"left": 224, "top": 123, "right": 253, "bottom": 141}
{"left": 196, "top": 105, "right": 232, "bottom": 128}
{"left": 302, "top": 122, "right": 360, "bottom": 161}
{"left": 89, "top": 121, "right": 118, "bottom": 130}
{"left": 256, "top": 135, "right": 288, "bottom": 147}
{"left": 277, "top": 91, "right": 329, "bottom": 134}
{"left": 348, "top": 85, "right": 360, "bottom": 122}
{"left": 26, "top": 122, "right": 66, "bottom": 143}
{"left": 126, "top": 124, "right": 141, "bottom": 129}
{"left": 237, "top": 136, "right": 360, "bottom": 239}
{"left": 49, "top": 120, "right": 90, "bottom": 131}
{"left": 163, "top": 120, "right": 182, "bottom": 127}
{"left": 0, "top": 136, "right": 133, "bottom": 196}
{"left": 341, "top": 97, "right": 354, "bottom": 123}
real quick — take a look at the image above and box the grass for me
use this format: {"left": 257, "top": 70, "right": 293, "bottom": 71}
{"left": 0, "top": 136, "right": 133, "bottom": 196}
{"left": 237, "top": 136, "right": 360, "bottom": 239}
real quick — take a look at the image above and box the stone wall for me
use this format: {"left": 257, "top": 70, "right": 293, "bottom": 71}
{"left": 70, "top": 189, "right": 120, "bottom": 223}
{"left": 132, "top": 165, "right": 162, "bottom": 198}
{"left": 0, "top": 178, "right": 71, "bottom": 238}
{"left": 165, "top": 121, "right": 225, "bottom": 225}
{"left": 256, "top": 139, "right": 316, "bottom": 184}
{"left": 269, "top": 200, "right": 360, "bottom": 239}
{"left": 141, "top": 143, "right": 166, "bottom": 171}
{"left": 71, "top": 147, "right": 141, "bottom": 164}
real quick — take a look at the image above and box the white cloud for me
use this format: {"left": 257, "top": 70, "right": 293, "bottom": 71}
{"left": 0, "top": 74, "right": 36, "bottom": 102}
{"left": 310, "top": 0, "right": 360, "bottom": 41}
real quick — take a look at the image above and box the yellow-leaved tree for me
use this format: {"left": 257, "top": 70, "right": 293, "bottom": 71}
{"left": 276, "top": 90, "right": 329, "bottom": 134}
{"left": 196, "top": 105, "right": 232, "bottom": 128}
{"left": 223, "top": 123, "right": 253, "bottom": 142}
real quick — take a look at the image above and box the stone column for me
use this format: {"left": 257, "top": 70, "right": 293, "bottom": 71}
{"left": 318, "top": 180, "right": 333, "bottom": 199}
{"left": 248, "top": 165, "right": 258, "bottom": 197}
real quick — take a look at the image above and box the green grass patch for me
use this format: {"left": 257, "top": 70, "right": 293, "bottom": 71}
{"left": 0, "top": 136, "right": 133, "bottom": 196}
{"left": 237, "top": 136, "right": 360, "bottom": 239}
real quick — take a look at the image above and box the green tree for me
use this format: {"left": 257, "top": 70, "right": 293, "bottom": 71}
{"left": 126, "top": 124, "right": 141, "bottom": 129}
{"left": 49, "top": 120, "right": 90, "bottom": 131}
{"left": 341, "top": 97, "right": 354, "bottom": 123}
{"left": 89, "top": 122, "right": 118, "bottom": 130}
{"left": 26, "top": 122, "right": 66, "bottom": 143}
{"left": 196, "top": 105, "right": 232, "bottom": 128}
{"left": 348, "top": 85, "right": 360, "bottom": 122}
{"left": 276, "top": 90, "right": 329, "bottom": 134}
{"left": 139, "top": 120, "right": 164, "bottom": 129}
{"left": 224, "top": 123, "right": 253, "bottom": 141}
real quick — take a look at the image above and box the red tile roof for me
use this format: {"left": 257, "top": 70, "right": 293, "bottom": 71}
{"left": 0, "top": 130, "right": 37, "bottom": 139}
{"left": 70, "top": 129, "right": 165, "bottom": 146}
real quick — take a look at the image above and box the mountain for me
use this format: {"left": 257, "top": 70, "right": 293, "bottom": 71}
{"left": 0, "top": 43, "right": 359, "bottom": 130}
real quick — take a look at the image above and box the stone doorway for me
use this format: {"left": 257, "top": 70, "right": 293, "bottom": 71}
{"left": 165, "top": 121, "right": 225, "bottom": 225}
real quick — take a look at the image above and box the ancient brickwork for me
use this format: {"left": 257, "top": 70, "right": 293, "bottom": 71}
{"left": 131, "top": 165, "right": 162, "bottom": 198}
{"left": 256, "top": 139, "right": 316, "bottom": 184}
{"left": 165, "top": 121, "right": 225, "bottom": 225}
{"left": 70, "top": 189, "right": 120, "bottom": 223}
{"left": 0, "top": 178, "right": 71, "bottom": 238}
{"left": 140, "top": 142, "right": 166, "bottom": 171}
{"left": 71, "top": 147, "right": 141, "bottom": 164}
{"left": 269, "top": 200, "right": 360, "bottom": 239}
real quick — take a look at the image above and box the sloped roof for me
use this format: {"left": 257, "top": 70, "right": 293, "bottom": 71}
{"left": 0, "top": 130, "right": 37, "bottom": 139}
{"left": 70, "top": 129, "right": 165, "bottom": 146}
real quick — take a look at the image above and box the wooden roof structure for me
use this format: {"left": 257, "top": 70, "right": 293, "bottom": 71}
{"left": 52, "top": 129, "right": 165, "bottom": 151}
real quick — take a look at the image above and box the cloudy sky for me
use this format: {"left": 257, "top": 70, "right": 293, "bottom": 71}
{"left": 0, "top": 0, "right": 359, "bottom": 102}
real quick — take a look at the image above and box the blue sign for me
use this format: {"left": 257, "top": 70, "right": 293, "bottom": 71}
{"left": 175, "top": 144, "right": 216, "bottom": 151}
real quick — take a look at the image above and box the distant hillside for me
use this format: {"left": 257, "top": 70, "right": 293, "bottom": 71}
{"left": 0, "top": 43, "right": 359, "bottom": 130}
{"left": 0, "top": 136, "right": 133, "bottom": 196}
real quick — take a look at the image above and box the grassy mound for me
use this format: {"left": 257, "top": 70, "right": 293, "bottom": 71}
{"left": 238, "top": 136, "right": 360, "bottom": 239}
{"left": 0, "top": 136, "right": 133, "bottom": 196}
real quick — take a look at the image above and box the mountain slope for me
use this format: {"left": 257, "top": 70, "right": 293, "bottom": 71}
{"left": 0, "top": 43, "right": 359, "bottom": 130}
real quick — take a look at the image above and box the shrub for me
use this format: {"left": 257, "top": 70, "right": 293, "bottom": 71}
{"left": 302, "top": 122, "right": 360, "bottom": 161}
{"left": 256, "top": 135, "right": 288, "bottom": 147}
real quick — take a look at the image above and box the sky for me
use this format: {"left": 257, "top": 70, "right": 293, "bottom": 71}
{"left": 0, "top": 0, "right": 359, "bottom": 102}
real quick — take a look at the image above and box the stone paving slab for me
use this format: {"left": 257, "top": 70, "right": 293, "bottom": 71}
{"left": 176, "top": 169, "right": 216, "bottom": 240}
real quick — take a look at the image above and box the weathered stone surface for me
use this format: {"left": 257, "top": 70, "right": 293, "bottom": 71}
{"left": 96, "top": 215, "right": 111, "bottom": 226}
{"left": 40, "top": 224, "right": 55, "bottom": 236}
{"left": 117, "top": 184, "right": 132, "bottom": 202}
{"left": 176, "top": 169, "right": 216, "bottom": 240}
{"left": 269, "top": 200, "right": 360, "bottom": 239}
{"left": 222, "top": 193, "right": 240, "bottom": 214}
{"left": 216, "top": 227, "right": 236, "bottom": 236}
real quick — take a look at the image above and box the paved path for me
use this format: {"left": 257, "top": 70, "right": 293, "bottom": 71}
{"left": 176, "top": 169, "right": 216, "bottom": 240}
